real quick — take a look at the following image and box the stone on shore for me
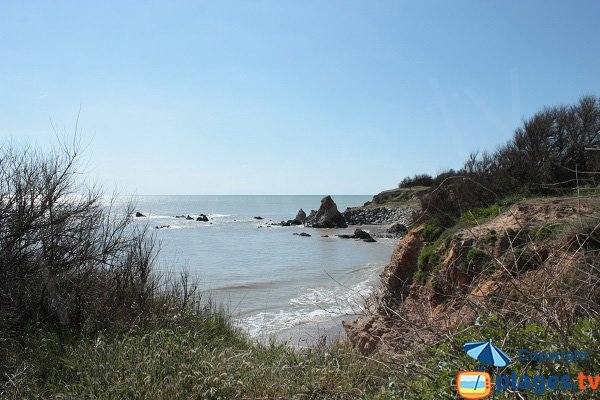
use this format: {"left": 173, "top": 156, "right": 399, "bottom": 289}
{"left": 387, "top": 222, "right": 407, "bottom": 236}
{"left": 353, "top": 229, "right": 373, "bottom": 240}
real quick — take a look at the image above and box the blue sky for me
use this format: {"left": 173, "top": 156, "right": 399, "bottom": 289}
{"left": 1, "top": 1, "right": 599, "bottom": 194}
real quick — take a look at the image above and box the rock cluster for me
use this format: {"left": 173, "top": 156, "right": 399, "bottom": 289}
{"left": 293, "top": 232, "right": 311, "bottom": 237}
{"left": 278, "top": 208, "right": 308, "bottom": 226}
{"left": 343, "top": 207, "right": 419, "bottom": 226}
{"left": 197, "top": 214, "right": 209, "bottom": 222}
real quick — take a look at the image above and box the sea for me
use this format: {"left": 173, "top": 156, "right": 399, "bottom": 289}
{"left": 126, "top": 195, "right": 397, "bottom": 345}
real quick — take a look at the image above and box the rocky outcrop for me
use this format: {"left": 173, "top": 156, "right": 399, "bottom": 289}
{"left": 343, "top": 207, "right": 419, "bottom": 226}
{"left": 305, "top": 196, "right": 347, "bottom": 228}
{"left": 376, "top": 227, "right": 425, "bottom": 310}
{"left": 338, "top": 229, "right": 377, "bottom": 242}
{"left": 343, "top": 226, "right": 425, "bottom": 354}
{"left": 293, "top": 232, "right": 311, "bottom": 237}
{"left": 135, "top": 212, "right": 145, "bottom": 217}
{"left": 197, "top": 214, "right": 209, "bottom": 222}
{"left": 294, "top": 209, "right": 307, "bottom": 224}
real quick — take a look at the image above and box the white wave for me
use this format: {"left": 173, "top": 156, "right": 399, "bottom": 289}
{"left": 240, "top": 308, "right": 335, "bottom": 337}
{"left": 239, "top": 269, "right": 381, "bottom": 337}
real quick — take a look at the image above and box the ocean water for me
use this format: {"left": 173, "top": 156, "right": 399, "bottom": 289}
{"left": 127, "top": 195, "right": 397, "bottom": 343}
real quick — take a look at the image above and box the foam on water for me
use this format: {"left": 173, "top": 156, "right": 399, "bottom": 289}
{"left": 239, "top": 265, "right": 381, "bottom": 337}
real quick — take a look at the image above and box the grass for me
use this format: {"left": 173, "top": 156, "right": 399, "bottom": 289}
{"left": 9, "top": 312, "right": 597, "bottom": 399}
{"left": 3, "top": 315, "right": 396, "bottom": 399}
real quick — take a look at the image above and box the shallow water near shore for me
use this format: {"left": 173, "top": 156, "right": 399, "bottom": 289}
{"left": 124, "top": 195, "right": 397, "bottom": 342}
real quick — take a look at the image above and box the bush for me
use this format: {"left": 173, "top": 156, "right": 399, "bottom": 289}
{"left": 0, "top": 141, "right": 166, "bottom": 337}
{"left": 399, "top": 174, "right": 433, "bottom": 188}
{"left": 422, "top": 224, "right": 444, "bottom": 242}
{"left": 418, "top": 96, "right": 600, "bottom": 220}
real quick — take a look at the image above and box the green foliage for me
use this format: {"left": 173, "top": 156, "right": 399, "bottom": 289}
{"left": 418, "top": 96, "right": 600, "bottom": 220}
{"left": 413, "top": 269, "right": 428, "bottom": 285}
{"left": 369, "top": 186, "right": 428, "bottom": 207}
{"left": 3, "top": 321, "right": 395, "bottom": 399}
{"left": 417, "top": 244, "right": 441, "bottom": 271}
{"left": 415, "top": 244, "right": 442, "bottom": 284}
{"left": 534, "top": 223, "right": 560, "bottom": 241}
{"left": 422, "top": 224, "right": 444, "bottom": 242}
{"left": 456, "top": 203, "right": 504, "bottom": 228}
{"left": 399, "top": 174, "right": 433, "bottom": 188}
{"left": 458, "top": 247, "right": 488, "bottom": 274}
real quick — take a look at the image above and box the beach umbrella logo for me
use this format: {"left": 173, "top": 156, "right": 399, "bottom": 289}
{"left": 463, "top": 340, "right": 512, "bottom": 367}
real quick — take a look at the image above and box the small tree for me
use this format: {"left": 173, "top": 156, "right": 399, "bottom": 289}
{"left": 0, "top": 139, "right": 158, "bottom": 335}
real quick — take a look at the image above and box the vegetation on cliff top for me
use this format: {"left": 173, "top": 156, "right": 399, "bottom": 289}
{"left": 415, "top": 95, "right": 600, "bottom": 226}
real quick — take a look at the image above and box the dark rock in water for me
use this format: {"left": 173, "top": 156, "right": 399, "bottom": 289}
{"left": 197, "top": 214, "right": 209, "bottom": 222}
{"left": 337, "top": 229, "right": 376, "bottom": 242}
{"left": 254, "top": 216, "right": 264, "bottom": 220}
{"left": 186, "top": 215, "right": 194, "bottom": 220}
{"left": 293, "top": 208, "right": 307, "bottom": 224}
{"left": 154, "top": 225, "right": 170, "bottom": 230}
{"left": 388, "top": 223, "right": 407, "bottom": 235}
{"left": 305, "top": 196, "right": 347, "bottom": 228}
{"left": 175, "top": 215, "right": 186, "bottom": 218}
{"left": 321, "top": 235, "right": 329, "bottom": 237}
{"left": 304, "top": 210, "right": 317, "bottom": 225}
{"left": 135, "top": 212, "right": 145, "bottom": 217}
{"left": 293, "top": 232, "right": 311, "bottom": 237}
{"left": 353, "top": 229, "right": 373, "bottom": 240}
{"left": 280, "top": 220, "right": 291, "bottom": 227}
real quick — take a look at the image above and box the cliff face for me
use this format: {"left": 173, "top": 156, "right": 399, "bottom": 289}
{"left": 343, "top": 198, "right": 596, "bottom": 354}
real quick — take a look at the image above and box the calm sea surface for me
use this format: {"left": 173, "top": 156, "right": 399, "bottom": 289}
{"left": 126, "top": 195, "right": 397, "bottom": 343}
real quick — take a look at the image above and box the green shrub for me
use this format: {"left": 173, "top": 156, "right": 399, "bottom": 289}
{"left": 422, "top": 224, "right": 444, "bottom": 242}
{"left": 534, "top": 223, "right": 559, "bottom": 241}
{"left": 457, "top": 203, "right": 504, "bottom": 228}
{"left": 414, "top": 244, "right": 442, "bottom": 284}
{"left": 458, "top": 247, "right": 488, "bottom": 274}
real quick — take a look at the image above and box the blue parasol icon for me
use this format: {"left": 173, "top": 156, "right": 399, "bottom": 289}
{"left": 463, "top": 340, "right": 512, "bottom": 367}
